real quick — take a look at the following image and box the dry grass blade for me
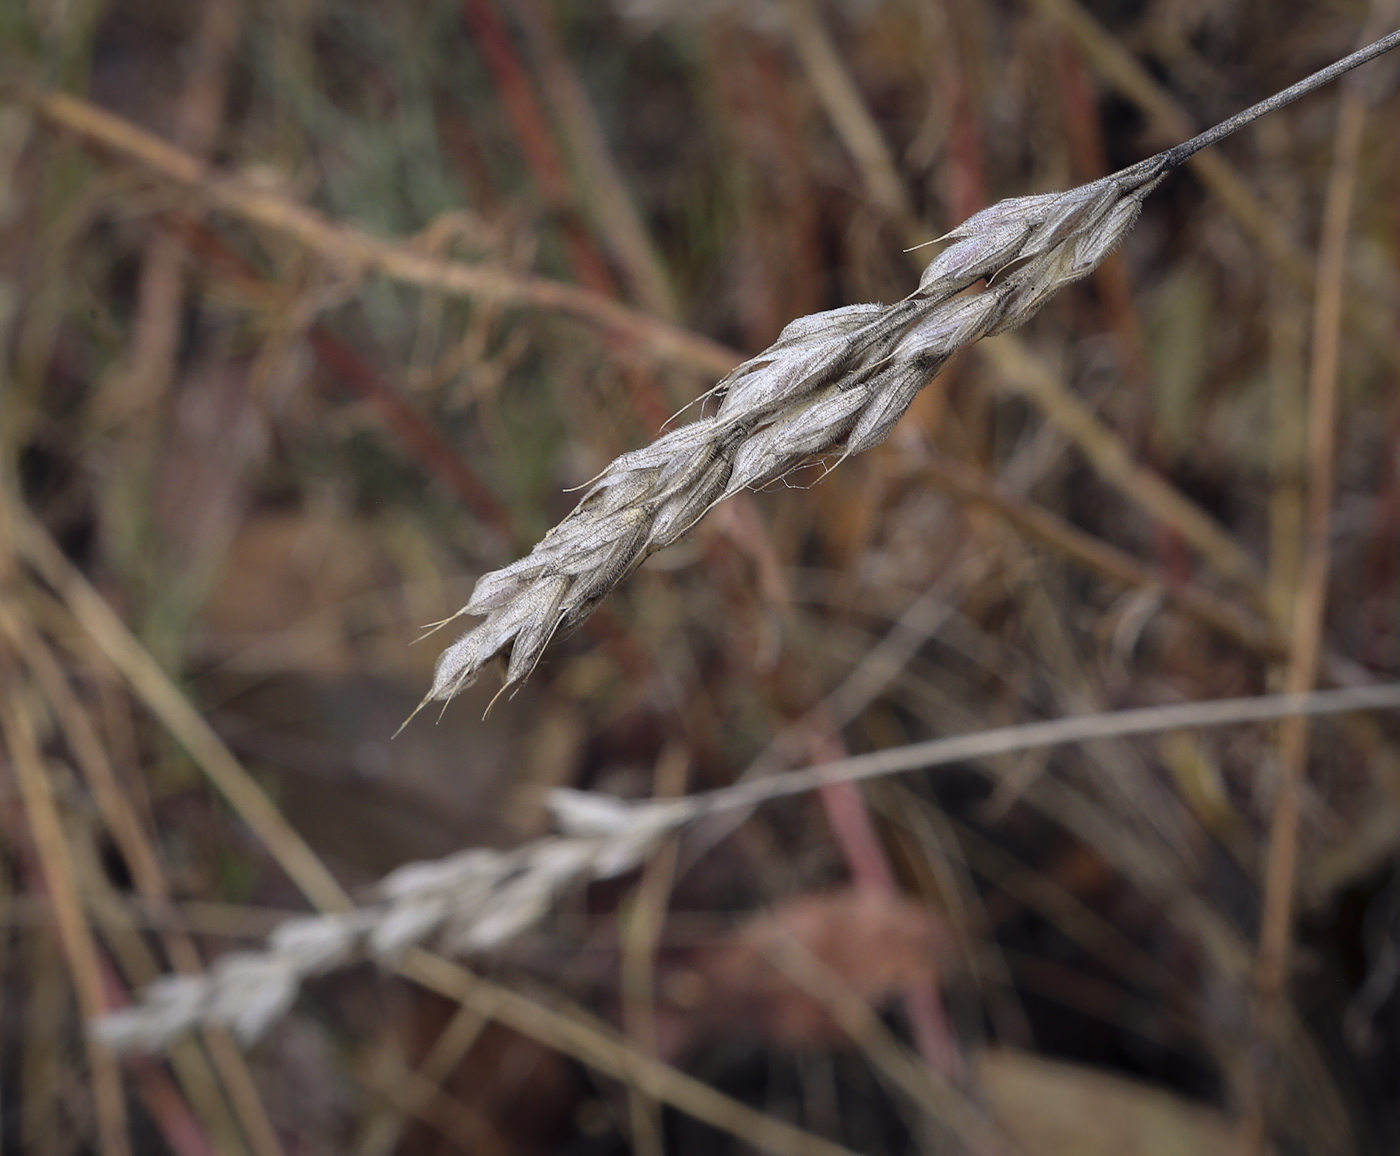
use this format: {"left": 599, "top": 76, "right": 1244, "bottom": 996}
{"left": 397, "top": 951, "right": 868, "bottom": 1156}
{"left": 0, "top": 603, "right": 285, "bottom": 1156}
{"left": 755, "top": 925, "right": 1011, "bottom": 1153}
{"left": 920, "top": 452, "right": 1281, "bottom": 656}
{"left": 0, "top": 663, "right": 131, "bottom": 1156}
{"left": 356, "top": 1003, "right": 490, "bottom": 1156}
{"left": 978, "top": 336, "right": 1265, "bottom": 592}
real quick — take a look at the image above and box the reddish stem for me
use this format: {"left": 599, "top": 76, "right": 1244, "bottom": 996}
{"left": 307, "top": 329, "right": 517, "bottom": 539}
{"left": 460, "top": 0, "right": 618, "bottom": 297}
{"left": 809, "top": 726, "right": 961, "bottom": 1077}
{"left": 171, "top": 215, "right": 518, "bottom": 541}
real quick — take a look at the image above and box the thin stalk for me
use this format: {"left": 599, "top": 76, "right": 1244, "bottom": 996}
{"left": 1158, "top": 28, "right": 1400, "bottom": 171}
{"left": 682, "top": 684, "right": 1400, "bottom": 820}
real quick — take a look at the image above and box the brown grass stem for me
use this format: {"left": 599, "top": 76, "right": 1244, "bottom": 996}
{"left": 756, "top": 928, "right": 1009, "bottom": 1153}
{"left": 979, "top": 336, "right": 1266, "bottom": 595}
{"left": 397, "top": 951, "right": 868, "bottom": 1156}
{"left": 0, "top": 664, "right": 132, "bottom": 1156}
{"left": 356, "top": 1003, "right": 492, "bottom": 1156}
{"left": 0, "top": 604, "right": 285, "bottom": 1156}
{"left": 11, "top": 504, "right": 352, "bottom": 914}
{"left": 73, "top": 825, "right": 253, "bottom": 1155}
{"left": 356, "top": 1051, "right": 511, "bottom": 1156}
{"left": 619, "top": 744, "right": 689, "bottom": 1156}
{"left": 1238, "top": 9, "right": 1393, "bottom": 1148}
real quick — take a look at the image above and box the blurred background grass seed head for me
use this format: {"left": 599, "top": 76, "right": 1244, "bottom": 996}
{"left": 2, "top": 0, "right": 1400, "bottom": 1154}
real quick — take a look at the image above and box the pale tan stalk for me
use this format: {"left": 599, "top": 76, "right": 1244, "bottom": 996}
{"left": 0, "top": 604, "right": 282, "bottom": 1156}
{"left": 0, "top": 670, "right": 131, "bottom": 1156}
{"left": 29, "top": 90, "right": 736, "bottom": 379}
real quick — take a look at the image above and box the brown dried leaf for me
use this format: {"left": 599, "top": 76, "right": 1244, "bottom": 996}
{"left": 676, "top": 888, "right": 946, "bottom": 1046}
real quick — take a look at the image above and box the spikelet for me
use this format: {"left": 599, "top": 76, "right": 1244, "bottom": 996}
{"left": 428, "top": 160, "right": 1167, "bottom": 704}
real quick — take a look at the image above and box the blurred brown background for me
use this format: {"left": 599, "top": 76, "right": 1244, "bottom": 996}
{"left": 2, "top": 0, "right": 1400, "bottom": 1152}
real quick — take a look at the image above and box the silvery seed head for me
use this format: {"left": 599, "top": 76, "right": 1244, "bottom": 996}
{"left": 92, "top": 806, "right": 694, "bottom": 1050}
{"left": 427, "top": 161, "right": 1165, "bottom": 706}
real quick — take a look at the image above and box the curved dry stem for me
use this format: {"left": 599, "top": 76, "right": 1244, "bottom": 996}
{"left": 30, "top": 90, "right": 738, "bottom": 379}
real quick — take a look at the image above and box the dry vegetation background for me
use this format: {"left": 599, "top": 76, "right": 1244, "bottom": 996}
{"left": 2, "top": 0, "right": 1400, "bottom": 1153}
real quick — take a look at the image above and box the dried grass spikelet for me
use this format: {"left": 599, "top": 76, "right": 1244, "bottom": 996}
{"left": 426, "top": 158, "right": 1168, "bottom": 706}
{"left": 94, "top": 791, "right": 690, "bottom": 1051}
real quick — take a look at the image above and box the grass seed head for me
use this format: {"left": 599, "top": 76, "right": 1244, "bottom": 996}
{"left": 428, "top": 164, "right": 1164, "bottom": 705}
